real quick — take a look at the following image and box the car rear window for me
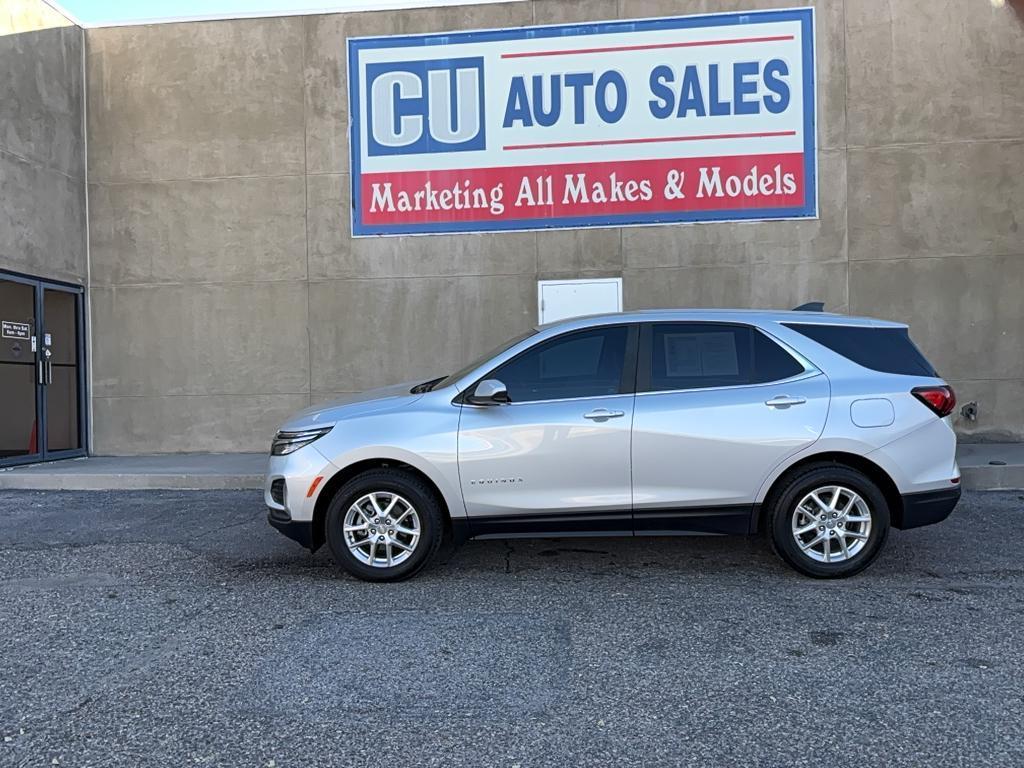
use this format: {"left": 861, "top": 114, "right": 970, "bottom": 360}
{"left": 644, "top": 324, "right": 805, "bottom": 391}
{"left": 783, "top": 324, "right": 938, "bottom": 376}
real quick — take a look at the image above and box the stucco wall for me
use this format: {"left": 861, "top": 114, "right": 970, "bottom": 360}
{"left": 0, "top": 0, "right": 85, "bottom": 283}
{"left": 84, "top": 0, "right": 1024, "bottom": 453}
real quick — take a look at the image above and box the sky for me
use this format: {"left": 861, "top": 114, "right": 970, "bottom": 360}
{"left": 49, "top": 0, "right": 489, "bottom": 27}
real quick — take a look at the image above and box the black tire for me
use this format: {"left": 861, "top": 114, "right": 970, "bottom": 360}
{"left": 324, "top": 469, "right": 444, "bottom": 582}
{"left": 767, "top": 463, "right": 890, "bottom": 579}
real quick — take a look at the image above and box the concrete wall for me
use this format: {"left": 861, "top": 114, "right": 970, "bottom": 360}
{"left": 84, "top": 0, "right": 1024, "bottom": 453}
{"left": 0, "top": 0, "right": 85, "bottom": 283}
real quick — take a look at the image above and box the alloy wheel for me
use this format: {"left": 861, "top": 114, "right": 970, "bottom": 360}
{"left": 343, "top": 492, "right": 421, "bottom": 568}
{"left": 791, "top": 485, "right": 873, "bottom": 564}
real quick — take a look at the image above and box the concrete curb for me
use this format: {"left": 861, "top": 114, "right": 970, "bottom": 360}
{"left": 960, "top": 465, "right": 1024, "bottom": 492}
{"left": 0, "top": 474, "right": 264, "bottom": 491}
{"left": 0, "top": 454, "right": 267, "bottom": 491}
{"left": 0, "top": 447, "right": 1021, "bottom": 492}
{"left": 956, "top": 444, "right": 1024, "bottom": 492}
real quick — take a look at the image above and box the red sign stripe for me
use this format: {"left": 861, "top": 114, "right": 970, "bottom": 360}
{"left": 503, "top": 130, "right": 797, "bottom": 152}
{"left": 359, "top": 152, "right": 806, "bottom": 225}
{"left": 500, "top": 35, "right": 794, "bottom": 59}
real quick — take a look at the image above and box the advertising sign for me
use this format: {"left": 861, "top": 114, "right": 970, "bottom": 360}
{"left": 348, "top": 7, "right": 816, "bottom": 236}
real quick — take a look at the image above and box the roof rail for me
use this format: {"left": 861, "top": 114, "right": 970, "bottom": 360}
{"left": 792, "top": 301, "right": 825, "bottom": 312}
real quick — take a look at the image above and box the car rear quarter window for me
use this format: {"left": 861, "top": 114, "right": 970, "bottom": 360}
{"left": 643, "top": 324, "right": 806, "bottom": 391}
{"left": 752, "top": 330, "right": 806, "bottom": 383}
{"left": 783, "top": 323, "right": 938, "bottom": 376}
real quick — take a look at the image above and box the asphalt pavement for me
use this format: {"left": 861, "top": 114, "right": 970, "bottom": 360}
{"left": 1, "top": 489, "right": 1022, "bottom": 767}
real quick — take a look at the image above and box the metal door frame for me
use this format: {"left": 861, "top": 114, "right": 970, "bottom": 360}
{"left": 0, "top": 268, "right": 88, "bottom": 468}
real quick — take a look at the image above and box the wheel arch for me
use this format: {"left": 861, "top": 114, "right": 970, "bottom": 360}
{"left": 755, "top": 451, "right": 905, "bottom": 534}
{"left": 311, "top": 459, "right": 453, "bottom": 552}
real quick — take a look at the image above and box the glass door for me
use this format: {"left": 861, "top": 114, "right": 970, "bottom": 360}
{"left": 0, "top": 272, "right": 86, "bottom": 467}
{"left": 0, "top": 276, "right": 40, "bottom": 463}
{"left": 42, "top": 286, "right": 83, "bottom": 456}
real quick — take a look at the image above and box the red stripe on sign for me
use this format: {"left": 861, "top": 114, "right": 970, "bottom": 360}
{"left": 500, "top": 35, "right": 794, "bottom": 59}
{"left": 503, "top": 130, "right": 797, "bottom": 151}
{"left": 359, "top": 153, "right": 805, "bottom": 226}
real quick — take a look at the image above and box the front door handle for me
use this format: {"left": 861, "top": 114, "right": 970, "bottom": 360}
{"left": 765, "top": 395, "right": 806, "bottom": 408}
{"left": 583, "top": 408, "right": 625, "bottom": 421}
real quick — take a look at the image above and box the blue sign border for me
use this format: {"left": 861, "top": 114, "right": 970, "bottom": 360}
{"left": 348, "top": 7, "right": 817, "bottom": 237}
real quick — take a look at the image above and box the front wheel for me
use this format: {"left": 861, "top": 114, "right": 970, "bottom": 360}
{"left": 768, "top": 465, "right": 890, "bottom": 578}
{"left": 324, "top": 469, "right": 444, "bottom": 582}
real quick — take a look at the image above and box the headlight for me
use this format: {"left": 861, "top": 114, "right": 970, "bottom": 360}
{"left": 271, "top": 426, "right": 333, "bottom": 456}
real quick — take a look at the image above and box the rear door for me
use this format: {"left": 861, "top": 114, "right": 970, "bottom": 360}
{"left": 631, "top": 322, "right": 829, "bottom": 534}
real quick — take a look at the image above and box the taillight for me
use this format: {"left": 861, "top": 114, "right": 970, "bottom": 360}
{"left": 912, "top": 385, "right": 956, "bottom": 418}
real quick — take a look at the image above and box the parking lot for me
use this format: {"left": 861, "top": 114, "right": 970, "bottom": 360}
{"left": 1, "top": 489, "right": 1023, "bottom": 767}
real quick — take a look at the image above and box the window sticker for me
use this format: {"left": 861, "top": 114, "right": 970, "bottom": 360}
{"left": 663, "top": 331, "right": 739, "bottom": 377}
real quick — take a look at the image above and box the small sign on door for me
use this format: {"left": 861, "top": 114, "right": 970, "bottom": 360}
{"left": 1, "top": 320, "right": 30, "bottom": 340}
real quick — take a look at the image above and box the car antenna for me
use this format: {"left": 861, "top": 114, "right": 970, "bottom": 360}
{"left": 792, "top": 301, "right": 825, "bottom": 312}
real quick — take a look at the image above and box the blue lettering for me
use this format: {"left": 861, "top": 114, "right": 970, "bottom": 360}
{"left": 677, "top": 65, "right": 706, "bottom": 118}
{"left": 733, "top": 61, "right": 760, "bottom": 115}
{"left": 763, "top": 58, "right": 790, "bottom": 114}
{"left": 532, "top": 74, "right": 561, "bottom": 127}
{"left": 503, "top": 76, "right": 533, "bottom": 127}
{"left": 595, "top": 70, "right": 627, "bottom": 123}
{"left": 648, "top": 65, "right": 674, "bottom": 119}
{"left": 565, "top": 72, "right": 594, "bottom": 124}
{"left": 707, "top": 63, "right": 730, "bottom": 116}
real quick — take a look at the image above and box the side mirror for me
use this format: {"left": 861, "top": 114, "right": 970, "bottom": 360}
{"left": 467, "top": 378, "right": 510, "bottom": 406}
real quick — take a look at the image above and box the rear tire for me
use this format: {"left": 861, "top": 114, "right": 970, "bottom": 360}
{"left": 767, "top": 464, "right": 890, "bottom": 578}
{"left": 324, "top": 469, "right": 444, "bottom": 582}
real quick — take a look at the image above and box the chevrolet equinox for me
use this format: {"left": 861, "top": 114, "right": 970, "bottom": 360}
{"left": 266, "top": 309, "right": 960, "bottom": 581}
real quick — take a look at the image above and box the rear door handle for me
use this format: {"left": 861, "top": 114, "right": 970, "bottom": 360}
{"left": 765, "top": 395, "right": 806, "bottom": 408}
{"left": 583, "top": 408, "right": 625, "bottom": 421}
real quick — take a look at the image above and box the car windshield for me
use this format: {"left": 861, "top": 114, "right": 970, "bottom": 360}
{"left": 418, "top": 329, "right": 537, "bottom": 392}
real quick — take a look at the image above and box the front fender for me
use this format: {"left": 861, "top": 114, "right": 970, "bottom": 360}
{"left": 325, "top": 443, "right": 467, "bottom": 520}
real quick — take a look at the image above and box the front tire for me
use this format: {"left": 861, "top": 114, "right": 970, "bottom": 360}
{"left": 768, "top": 464, "right": 890, "bottom": 578}
{"left": 324, "top": 469, "right": 444, "bottom": 582}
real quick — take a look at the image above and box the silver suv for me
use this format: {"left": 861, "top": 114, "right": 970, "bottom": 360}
{"left": 265, "top": 309, "right": 961, "bottom": 581}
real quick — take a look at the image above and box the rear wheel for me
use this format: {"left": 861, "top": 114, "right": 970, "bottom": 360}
{"left": 324, "top": 469, "right": 444, "bottom": 582}
{"left": 768, "top": 464, "right": 890, "bottom": 578}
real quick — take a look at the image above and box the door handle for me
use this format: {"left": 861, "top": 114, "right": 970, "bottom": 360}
{"left": 765, "top": 395, "right": 806, "bottom": 408}
{"left": 583, "top": 408, "right": 625, "bottom": 421}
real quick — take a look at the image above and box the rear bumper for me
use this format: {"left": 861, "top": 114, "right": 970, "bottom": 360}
{"left": 268, "top": 508, "right": 315, "bottom": 550}
{"left": 897, "top": 486, "right": 961, "bottom": 530}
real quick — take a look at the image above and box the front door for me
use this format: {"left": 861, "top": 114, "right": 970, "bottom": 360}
{"left": 0, "top": 273, "right": 85, "bottom": 467}
{"left": 458, "top": 325, "right": 637, "bottom": 536}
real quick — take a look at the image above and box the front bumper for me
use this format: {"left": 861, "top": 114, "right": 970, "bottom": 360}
{"left": 268, "top": 507, "right": 316, "bottom": 550}
{"left": 264, "top": 444, "right": 336, "bottom": 522}
{"left": 897, "top": 486, "right": 961, "bottom": 530}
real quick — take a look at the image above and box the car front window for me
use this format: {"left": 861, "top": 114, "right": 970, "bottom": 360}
{"left": 490, "top": 326, "right": 629, "bottom": 402}
{"left": 436, "top": 329, "right": 538, "bottom": 390}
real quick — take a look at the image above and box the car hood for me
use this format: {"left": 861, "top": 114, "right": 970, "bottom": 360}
{"left": 278, "top": 382, "right": 424, "bottom": 431}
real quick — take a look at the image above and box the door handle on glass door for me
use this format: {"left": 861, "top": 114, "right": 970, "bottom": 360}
{"left": 765, "top": 395, "right": 806, "bottom": 408}
{"left": 583, "top": 408, "right": 625, "bottom": 421}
